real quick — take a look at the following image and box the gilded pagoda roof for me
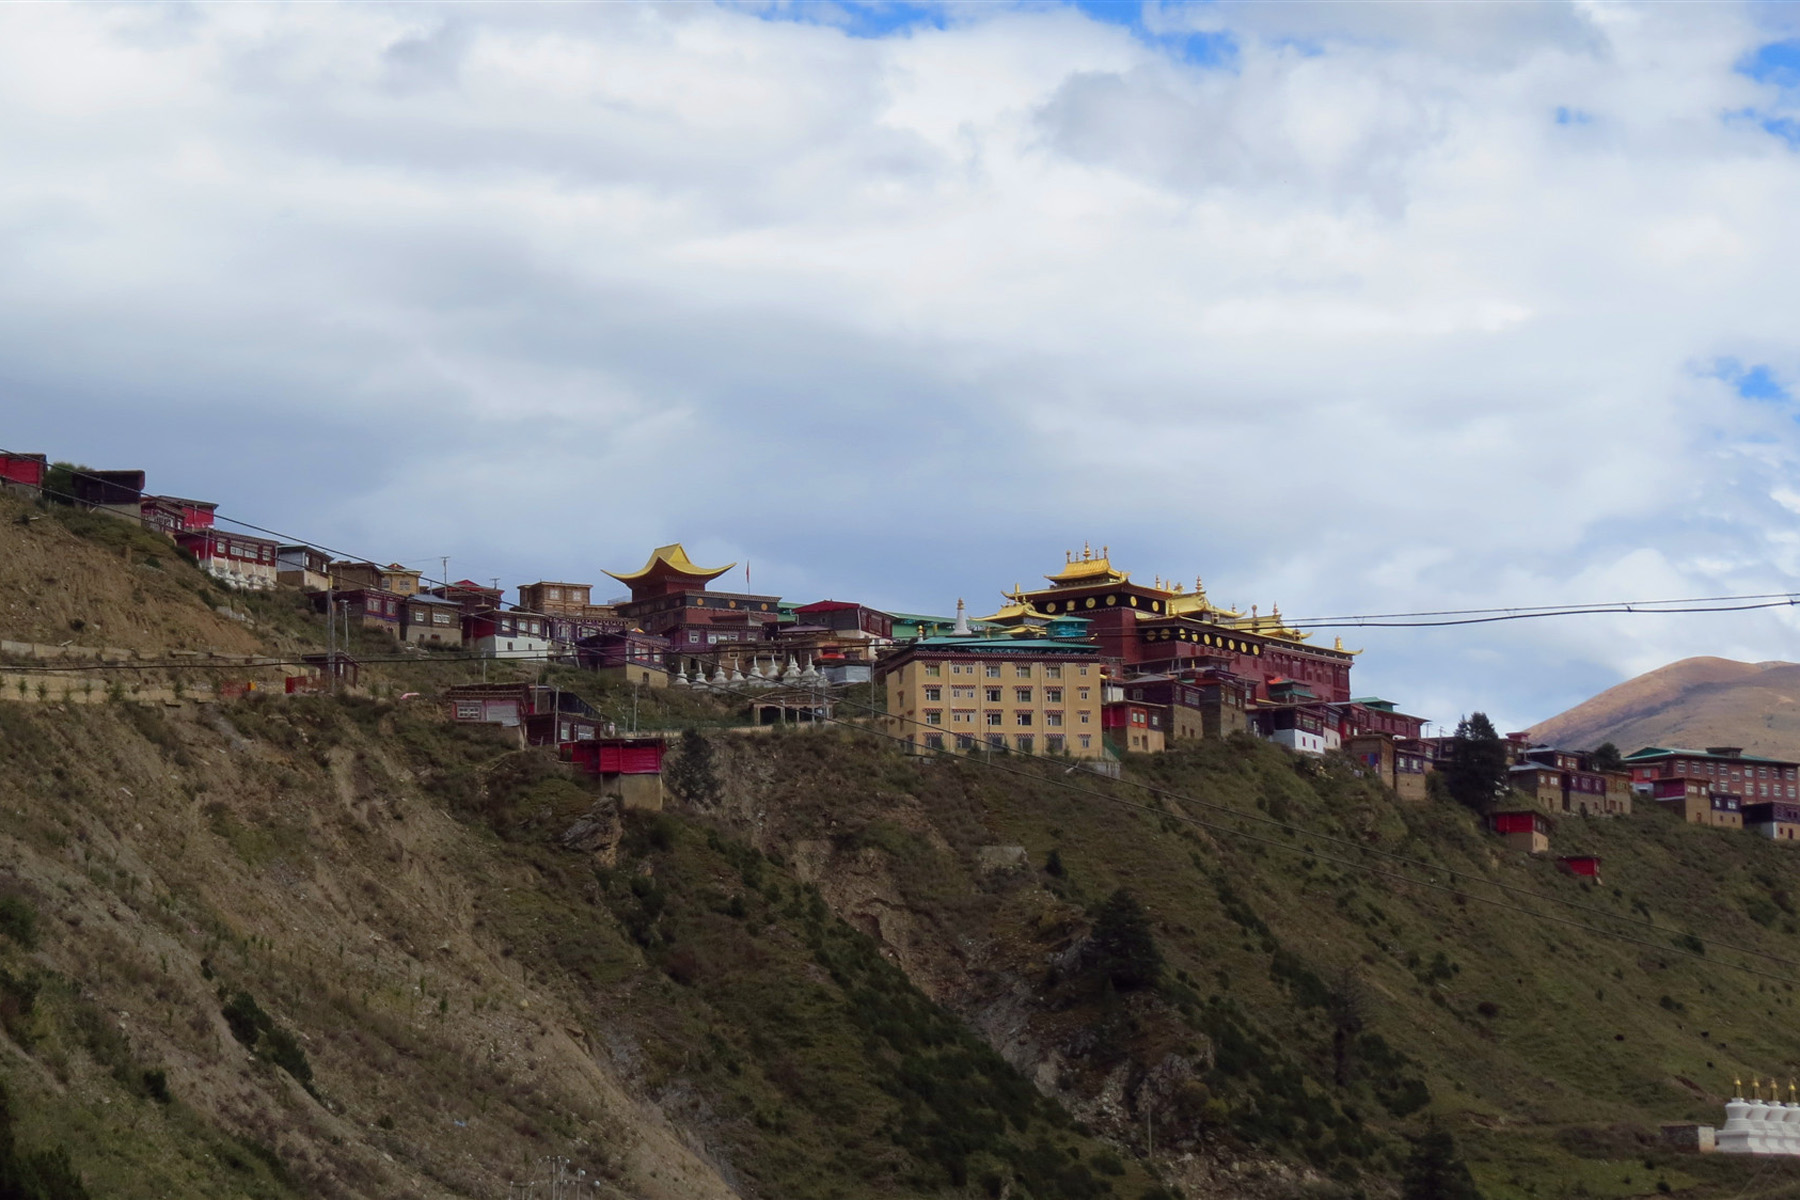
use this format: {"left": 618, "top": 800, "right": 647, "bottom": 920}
{"left": 1043, "top": 543, "right": 1128, "bottom": 586}
{"left": 604, "top": 543, "right": 735, "bottom": 586}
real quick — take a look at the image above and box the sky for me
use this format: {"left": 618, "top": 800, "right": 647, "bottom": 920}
{"left": 7, "top": 0, "right": 1800, "bottom": 733}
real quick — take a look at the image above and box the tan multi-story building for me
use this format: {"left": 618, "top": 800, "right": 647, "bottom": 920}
{"left": 330, "top": 561, "right": 422, "bottom": 597}
{"left": 878, "top": 637, "right": 1114, "bottom": 759}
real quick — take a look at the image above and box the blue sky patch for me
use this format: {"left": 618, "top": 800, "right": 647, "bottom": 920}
{"left": 1710, "top": 357, "right": 1792, "bottom": 403}
{"left": 744, "top": 1, "right": 948, "bottom": 39}
{"left": 1740, "top": 39, "right": 1800, "bottom": 89}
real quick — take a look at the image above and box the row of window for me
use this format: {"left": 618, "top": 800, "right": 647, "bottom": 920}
{"left": 922, "top": 685, "right": 1084, "bottom": 704}
{"left": 922, "top": 662, "right": 1088, "bottom": 679}
{"left": 921, "top": 732, "right": 1092, "bottom": 753}
{"left": 924, "top": 709, "right": 1086, "bottom": 727}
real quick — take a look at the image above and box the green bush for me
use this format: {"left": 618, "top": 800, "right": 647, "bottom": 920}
{"left": 0, "top": 894, "right": 38, "bottom": 950}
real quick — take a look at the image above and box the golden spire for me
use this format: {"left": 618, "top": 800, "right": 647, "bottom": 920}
{"left": 1753, "top": 1076, "right": 1763, "bottom": 1100}
{"left": 1736, "top": 1076, "right": 1744, "bottom": 1098}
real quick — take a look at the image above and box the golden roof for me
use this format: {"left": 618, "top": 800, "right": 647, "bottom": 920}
{"left": 1044, "top": 543, "right": 1128, "bottom": 586}
{"left": 1232, "top": 603, "right": 1311, "bottom": 643}
{"left": 978, "top": 599, "right": 1051, "bottom": 625}
{"left": 1164, "top": 576, "right": 1241, "bottom": 620}
{"left": 604, "top": 543, "right": 735, "bottom": 585}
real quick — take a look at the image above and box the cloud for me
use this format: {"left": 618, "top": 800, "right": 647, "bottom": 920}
{"left": 5, "top": 0, "right": 1800, "bottom": 730}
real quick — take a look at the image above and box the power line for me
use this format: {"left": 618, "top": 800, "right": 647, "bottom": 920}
{"left": 13, "top": 446, "right": 1800, "bottom": 634}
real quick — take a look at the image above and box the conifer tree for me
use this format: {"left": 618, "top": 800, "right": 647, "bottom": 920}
{"left": 1589, "top": 742, "right": 1624, "bottom": 772}
{"left": 1089, "top": 888, "right": 1162, "bottom": 991}
{"left": 1401, "top": 1122, "right": 1481, "bottom": 1200}
{"left": 1443, "top": 712, "right": 1508, "bottom": 814}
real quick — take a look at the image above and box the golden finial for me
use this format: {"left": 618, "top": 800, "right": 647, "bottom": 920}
{"left": 1252, "top": 604, "right": 1259, "bottom": 619}
{"left": 1101, "top": 545, "right": 1109, "bottom": 559}
{"left": 1172, "top": 580, "right": 1184, "bottom": 594}
{"left": 1066, "top": 549, "right": 1073, "bottom": 564}
{"left": 1083, "top": 541, "right": 1092, "bottom": 560}
{"left": 1753, "top": 1076, "right": 1763, "bottom": 1100}
{"left": 1788, "top": 1079, "right": 1795, "bottom": 1102}
{"left": 1736, "top": 1076, "right": 1744, "bottom": 1098}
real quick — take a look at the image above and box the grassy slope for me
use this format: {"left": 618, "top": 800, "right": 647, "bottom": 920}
{"left": 678, "top": 730, "right": 1800, "bottom": 1199}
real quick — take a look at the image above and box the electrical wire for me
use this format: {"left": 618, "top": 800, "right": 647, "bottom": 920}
{"left": 9, "top": 451, "right": 1800, "bottom": 981}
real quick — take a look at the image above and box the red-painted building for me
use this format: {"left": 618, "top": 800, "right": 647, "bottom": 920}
{"left": 176, "top": 529, "right": 281, "bottom": 590}
{"left": 1490, "top": 809, "right": 1551, "bottom": 853}
{"left": 1010, "top": 549, "right": 1356, "bottom": 703}
{"left": 0, "top": 452, "right": 46, "bottom": 493}
{"left": 427, "top": 579, "right": 507, "bottom": 613}
{"left": 1557, "top": 855, "right": 1602, "bottom": 879}
{"left": 566, "top": 738, "right": 667, "bottom": 776}
{"left": 140, "top": 495, "right": 217, "bottom": 537}
{"left": 606, "top": 544, "right": 782, "bottom": 654}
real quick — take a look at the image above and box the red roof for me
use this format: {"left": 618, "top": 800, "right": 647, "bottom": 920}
{"left": 796, "top": 600, "right": 862, "bottom": 613}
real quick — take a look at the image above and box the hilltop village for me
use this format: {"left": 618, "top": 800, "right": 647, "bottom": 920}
{"left": 4, "top": 449, "right": 1796, "bottom": 863}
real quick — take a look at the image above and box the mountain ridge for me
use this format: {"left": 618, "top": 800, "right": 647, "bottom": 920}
{"left": 1527, "top": 655, "right": 1800, "bottom": 759}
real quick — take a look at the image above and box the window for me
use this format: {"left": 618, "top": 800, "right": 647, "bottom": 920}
{"left": 455, "top": 702, "right": 481, "bottom": 720}
{"left": 924, "top": 686, "right": 942, "bottom": 702}
{"left": 988, "top": 734, "right": 1006, "bottom": 749}
{"left": 1045, "top": 665, "right": 1062, "bottom": 680}
{"left": 925, "top": 663, "right": 941, "bottom": 677}
{"left": 1078, "top": 687, "right": 1091, "bottom": 701}
{"left": 1016, "top": 664, "right": 1033, "bottom": 679}
{"left": 1046, "top": 711, "right": 1064, "bottom": 727}
{"left": 1015, "top": 688, "right": 1033, "bottom": 703}
{"left": 924, "top": 733, "right": 945, "bottom": 750}
{"left": 1045, "top": 687, "right": 1063, "bottom": 703}
{"left": 955, "top": 734, "right": 975, "bottom": 750}
{"left": 952, "top": 685, "right": 975, "bottom": 699}
{"left": 1046, "top": 734, "right": 1065, "bottom": 753}
{"left": 1079, "top": 666, "right": 1090, "bottom": 676}
{"left": 985, "top": 664, "right": 1002, "bottom": 678}
{"left": 951, "top": 664, "right": 964, "bottom": 675}
{"left": 986, "top": 711, "right": 1003, "bottom": 726}
{"left": 1079, "top": 734, "right": 1092, "bottom": 749}
{"left": 1016, "top": 711, "right": 1033, "bottom": 726}
{"left": 926, "top": 710, "right": 943, "bottom": 726}
{"left": 1016, "top": 735, "right": 1034, "bottom": 753}
{"left": 952, "top": 709, "right": 975, "bottom": 724}
{"left": 986, "top": 687, "right": 1003, "bottom": 703}
{"left": 1080, "top": 711, "right": 1091, "bottom": 724}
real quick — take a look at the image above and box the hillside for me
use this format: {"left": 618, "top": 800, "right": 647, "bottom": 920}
{"left": 1528, "top": 657, "right": 1800, "bottom": 758}
{"left": 8, "top": 492, "right": 1800, "bottom": 1199}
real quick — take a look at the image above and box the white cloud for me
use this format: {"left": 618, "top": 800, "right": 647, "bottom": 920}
{"left": 6, "top": 0, "right": 1800, "bottom": 727}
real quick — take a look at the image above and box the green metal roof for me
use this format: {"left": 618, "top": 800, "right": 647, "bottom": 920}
{"left": 1624, "top": 745, "right": 1798, "bottom": 765}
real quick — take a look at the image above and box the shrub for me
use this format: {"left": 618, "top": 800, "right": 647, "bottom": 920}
{"left": 0, "top": 895, "right": 39, "bottom": 950}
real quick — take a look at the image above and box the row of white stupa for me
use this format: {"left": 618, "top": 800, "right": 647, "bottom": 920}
{"left": 670, "top": 655, "right": 822, "bottom": 690}
{"left": 1718, "top": 1084, "right": 1800, "bottom": 1154}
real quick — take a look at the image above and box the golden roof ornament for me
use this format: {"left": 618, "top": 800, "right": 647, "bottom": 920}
{"left": 1753, "top": 1076, "right": 1763, "bottom": 1100}
{"left": 1735, "top": 1076, "right": 1744, "bottom": 1098}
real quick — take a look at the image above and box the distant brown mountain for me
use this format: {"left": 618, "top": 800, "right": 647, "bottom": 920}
{"left": 1527, "top": 656, "right": 1800, "bottom": 759}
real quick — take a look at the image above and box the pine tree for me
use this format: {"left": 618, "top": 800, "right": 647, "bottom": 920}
{"left": 1442, "top": 712, "right": 1508, "bottom": 814}
{"left": 1589, "top": 742, "right": 1624, "bottom": 772}
{"left": 666, "top": 729, "right": 721, "bottom": 806}
{"left": 1089, "top": 888, "right": 1162, "bottom": 991}
{"left": 1401, "top": 1122, "right": 1481, "bottom": 1200}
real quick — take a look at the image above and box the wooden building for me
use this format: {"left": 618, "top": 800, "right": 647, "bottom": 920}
{"left": 1490, "top": 809, "right": 1552, "bottom": 854}
{"left": 1346, "top": 733, "right": 1432, "bottom": 803}
{"left": 465, "top": 610, "right": 550, "bottom": 660}
{"left": 566, "top": 738, "right": 666, "bottom": 811}
{"left": 176, "top": 529, "right": 280, "bottom": 590}
{"left": 331, "top": 561, "right": 422, "bottom": 597}
{"left": 276, "top": 545, "right": 332, "bottom": 592}
{"left": 401, "top": 594, "right": 465, "bottom": 647}
{"left": 1742, "top": 801, "right": 1800, "bottom": 842}
{"left": 70, "top": 469, "right": 146, "bottom": 517}
{"left": 139, "top": 495, "right": 217, "bottom": 537}
{"left": 577, "top": 630, "right": 672, "bottom": 688}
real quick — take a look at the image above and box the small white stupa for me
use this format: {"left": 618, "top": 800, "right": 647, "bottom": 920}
{"left": 952, "top": 598, "right": 972, "bottom": 637}
{"left": 782, "top": 655, "right": 802, "bottom": 684}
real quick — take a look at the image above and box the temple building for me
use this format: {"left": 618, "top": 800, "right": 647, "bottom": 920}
{"left": 1007, "top": 545, "right": 1357, "bottom": 703}
{"left": 605, "top": 544, "right": 783, "bottom": 656}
